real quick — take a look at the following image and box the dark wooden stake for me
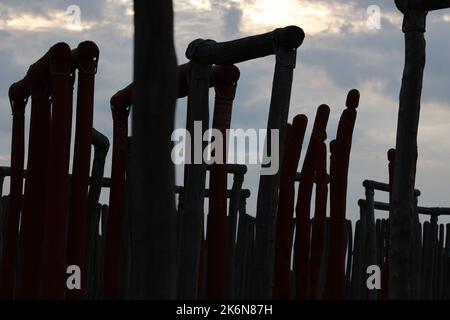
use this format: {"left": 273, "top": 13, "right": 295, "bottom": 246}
{"left": 18, "top": 44, "right": 58, "bottom": 299}
{"left": 0, "top": 79, "right": 29, "bottom": 299}
{"left": 295, "top": 105, "right": 329, "bottom": 300}
{"left": 390, "top": 0, "right": 450, "bottom": 299}
{"left": 66, "top": 41, "right": 99, "bottom": 300}
{"left": 273, "top": 115, "right": 308, "bottom": 300}
{"left": 206, "top": 65, "right": 239, "bottom": 299}
{"left": 42, "top": 42, "right": 74, "bottom": 299}
{"left": 324, "top": 89, "right": 359, "bottom": 299}
{"left": 131, "top": 0, "right": 178, "bottom": 299}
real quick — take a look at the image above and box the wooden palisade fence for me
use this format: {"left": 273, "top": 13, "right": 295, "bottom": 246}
{"left": 0, "top": 0, "right": 449, "bottom": 299}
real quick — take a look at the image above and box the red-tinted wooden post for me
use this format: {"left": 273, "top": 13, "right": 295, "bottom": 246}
{"left": 0, "top": 79, "right": 30, "bottom": 299}
{"left": 206, "top": 65, "right": 239, "bottom": 299}
{"left": 66, "top": 41, "right": 99, "bottom": 300}
{"left": 104, "top": 86, "right": 131, "bottom": 299}
{"left": 18, "top": 45, "right": 55, "bottom": 299}
{"left": 310, "top": 140, "right": 328, "bottom": 299}
{"left": 272, "top": 115, "right": 308, "bottom": 300}
{"left": 42, "top": 42, "right": 74, "bottom": 299}
{"left": 324, "top": 89, "right": 359, "bottom": 299}
{"left": 295, "top": 104, "right": 329, "bottom": 300}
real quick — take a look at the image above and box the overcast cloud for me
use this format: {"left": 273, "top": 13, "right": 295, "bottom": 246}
{"left": 1, "top": 0, "right": 450, "bottom": 223}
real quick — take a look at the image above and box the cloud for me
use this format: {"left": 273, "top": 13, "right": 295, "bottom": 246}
{"left": 1, "top": 0, "right": 450, "bottom": 222}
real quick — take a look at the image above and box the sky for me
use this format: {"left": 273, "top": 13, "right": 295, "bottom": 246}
{"left": 1, "top": 0, "right": 450, "bottom": 223}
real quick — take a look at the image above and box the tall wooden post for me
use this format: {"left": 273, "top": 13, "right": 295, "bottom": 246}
{"left": 66, "top": 41, "right": 99, "bottom": 300}
{"left": 177, "top": 61, "right": 210, "bottom": 299}
{"left": 272, "top": 115, "right": 308, "bottom": 300}
{"left": 206, "top": 65, "right": 239, "bottom": 299}
{"left": 295, "top": 105, "right": 329, "bottom": 300}
{"left": 253, "top": 29, "right": 304, "bottom": 300}
{"left": 324, "top": 89, "right": 359, "bottom": 299}
{"left": 104, "top": 88, "right": 131, "bottom": 299}
{"left": 42, "top": 42, "right": 74, "bottom": 299}
{"left": 0, "top": 79, "right": 29, "bottom": 299}
{"left": 390, "top": 3, "right": 426, "bottom": 300}
{"left": 389, "top": 0, "right": 450, "bottom": 299}
{"left": 130, "top": 0, "right": 178, "bottom": 299}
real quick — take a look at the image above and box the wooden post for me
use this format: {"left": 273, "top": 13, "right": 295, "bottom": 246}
{"left": 389, "top": 0, "right": 450, "bottom": 299}
{"left": 310, "top": 141, "right": 328, "bottom": 300}
{"left": 130, "top": 0, "right": 178, "bottom": 299}
{"left": 324, "top": 89, "right": 360, "bottom": 299}
{"left": 86, "top": 131, "right": 109, "bottom": 299}
{"left": 316, "top": 217, "right": 331, "bottom": 299}
{"left": 103, "top": 87, "right": 131, "bottom": 299}
{"left": 444, "top": 224, "right": 450, "bottom": 299}
{"left": 18, "top": 44, "right": 63, "bottom": 299}
{"left": 228, "top": 167, "right": 246, "bottom": 299}
{"left": 253, "top": 30, "right": 304, "bottom": 300}
{"left": 345, "top": 220, "right": 353, "bottom": 299}
{"left": 0, "top": 78, "right": 29, "bottom": 299}
{"left": 363, "top": 181, "right": 377, "bottom": 300}
{"left": 66, "top": 41, "right": 99, "bottom": 300}
{"left": 273, "top": 115, "right": 308, "bottom": 300}
{"left": 177, "top": 61, "right": 210, "bottom": 299}
{"left": 206, "top": 65, "right": 240, "bottom": 299}
{"left": 352, "top": 203, "right": 365, "bottom": 299}
{"left": 295, "top": 105, "right": 329, "bottom": 300}
{"left": 42, "top": 42, "right": 74, "bottom": 299}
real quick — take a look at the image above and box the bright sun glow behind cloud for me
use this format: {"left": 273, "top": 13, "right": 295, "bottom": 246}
{"left": 242, "top": 0, "right": 331, "bottom": 34}
{"left": 179, "top": 0, "right": 378, "bottom": 35}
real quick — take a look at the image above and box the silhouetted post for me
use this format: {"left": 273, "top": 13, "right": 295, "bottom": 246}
{"left": 383, "top": 149, "right": 396, "bottom": 299}
{"left": 350, "top": 218, "right": 362, "bottom": 299}
{"left": 436, "top": 224, "right": 445, "bottom": 299}
{"left": 273, "top": 115, "right": 308, "bottom": 300}
{"left": 18, "top": 44, "right": 60, "bottom": 299}
{"left": 104, "top": 86, "right": 131, "bottom": 299}
{"left": 86, "top": 129, "right": 109, "bottom": 299}
{"left": 362, "top": 180, "right": 377, "bottom": 300}
{"left": 0, "top": 79, "right": 29, "bottom": 299}
{"left": 42, "top": 42, "right": 74, "bottom": 299}
{"left": 206, "top": 65, "right": 239, "bottom": 299}
{"left": 66, "top": 41, "right": 99, "bottom": 300}
{"left": 446, "top": 224, "right": 450, "bottom": 299}
{"left": 295, "top": 105, "right": 329, "bottom": 300}
{"left": 391, "top": 0, "right": 450, "bottom": 299}
{"left": 310, "top": 140, "right": 328, "bottom": 299}
{"left": 345, "top": 220, "right": 353, "bottom": 299}
{"left": 316, "top": 217, "right": 331, "bottom": 299}
{"left": 228, "top": 165, "right": 247, "bottom": 299}
{"left": 177, "top": 60, "right": 210, "bottom": 299}
{"left": 252, "top": 28, "right": 305, "bottom": 300}
{"left": 131, "top": 0, "right": 178, "bottom": 299}
{"left": 324, "top": 89, "right": 359, "bottom": 299}
{"left": 354, "top": 199, "right": 368, "bottom": 299}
